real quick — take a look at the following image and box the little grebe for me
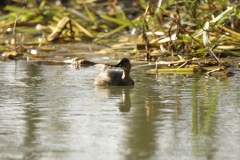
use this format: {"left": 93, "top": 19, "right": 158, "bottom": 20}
{"left": 94, "top": 58, "right": 134, "bottom": 86}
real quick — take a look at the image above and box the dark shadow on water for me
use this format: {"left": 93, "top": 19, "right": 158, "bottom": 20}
{"left": 16, "top": 62, "right": 71, "bottom": 159}
{"left": 19, "top": 63, "right": 44, "bottom": 159}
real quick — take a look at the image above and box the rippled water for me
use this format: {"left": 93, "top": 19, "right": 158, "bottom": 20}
{"left": 0, "top": 60, "right": 240, "bottom": 160}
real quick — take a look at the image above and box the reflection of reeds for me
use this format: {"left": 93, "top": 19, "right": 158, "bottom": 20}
{"left": 145, "top": 100, "right": 155, "bottom": 121}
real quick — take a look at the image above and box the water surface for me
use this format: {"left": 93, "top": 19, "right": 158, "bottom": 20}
{"left": 0, "top": 60, "right": 240, "bottom": 160}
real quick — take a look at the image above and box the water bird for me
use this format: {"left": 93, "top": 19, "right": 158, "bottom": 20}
{"left": 94, "top": 58, "right": 134, "bottom": 86}
{"left": 206, "top": 68, "right": 235, "bottom": 80}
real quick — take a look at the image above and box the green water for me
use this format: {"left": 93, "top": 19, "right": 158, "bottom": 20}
{"left": 0, "top": 60, "right": 240, "bottom": 160}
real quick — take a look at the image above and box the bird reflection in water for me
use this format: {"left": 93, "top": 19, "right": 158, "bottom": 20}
{"left": 95, "top": 86, "right": 133, "bottom": 112}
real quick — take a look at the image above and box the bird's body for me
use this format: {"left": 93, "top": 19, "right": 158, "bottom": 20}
{"left": 94, "top": 58, "right": 134, "bottom": 86}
